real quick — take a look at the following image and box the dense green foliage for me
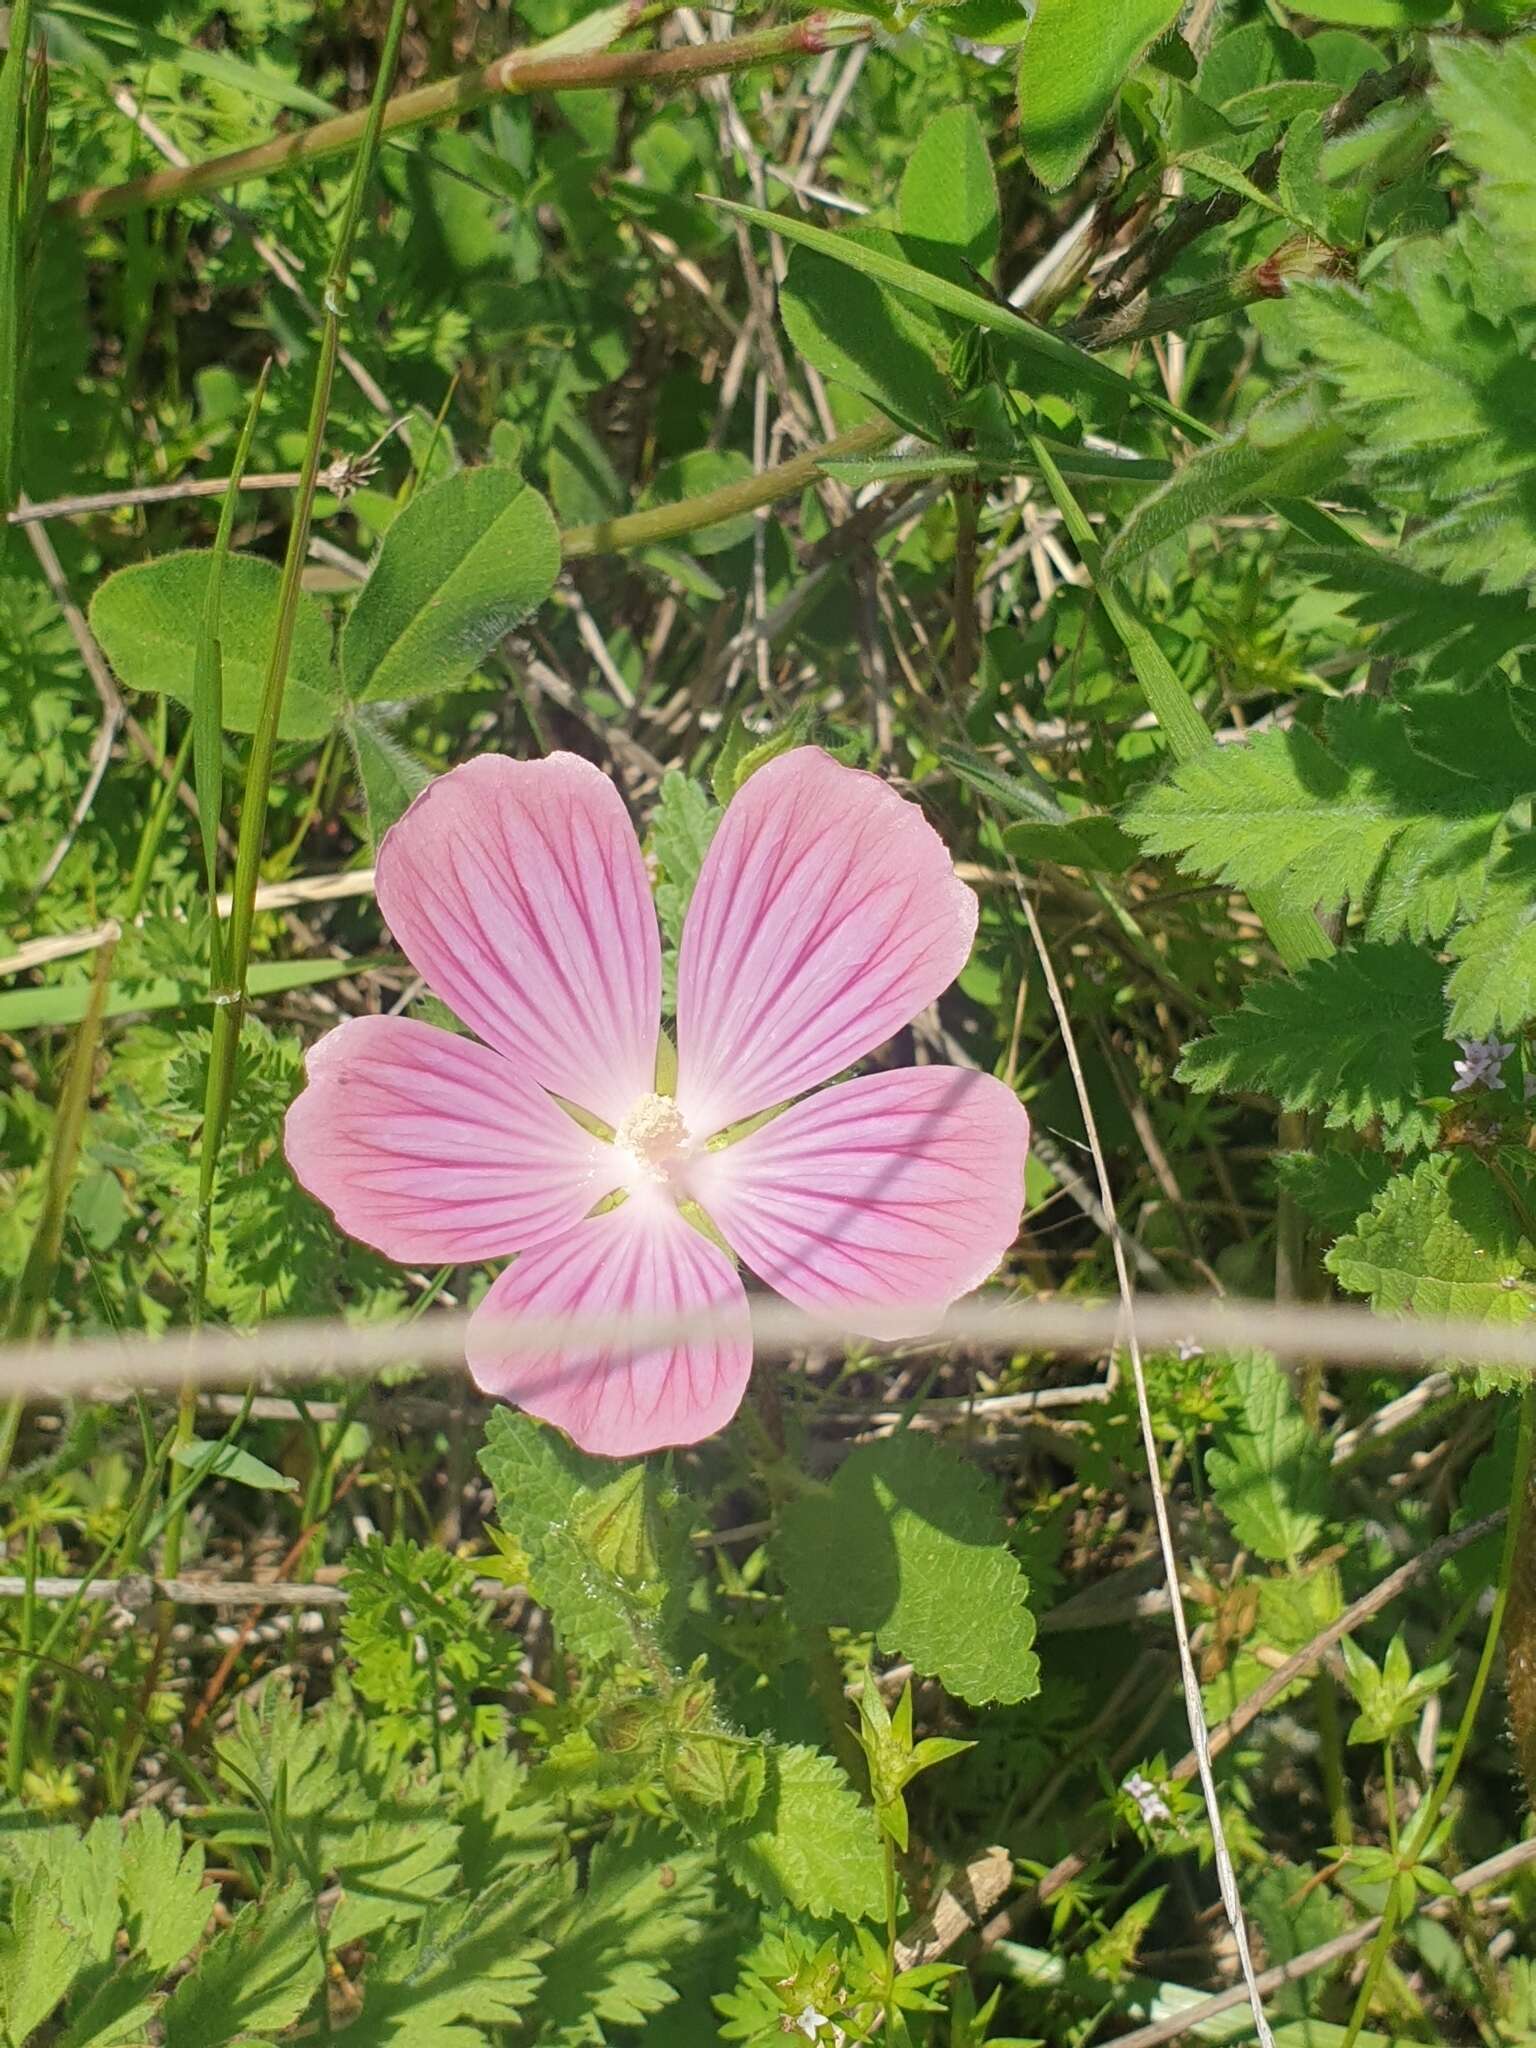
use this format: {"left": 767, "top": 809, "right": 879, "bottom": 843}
{"left": 4, "top": 0, "right": 1536, "bottom": 2042}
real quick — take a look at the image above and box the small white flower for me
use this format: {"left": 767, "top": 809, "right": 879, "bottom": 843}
{"left": 1175, "top": 1339, "right": 1204, "bottom": 1362}
{"left": 1123, "top": 1770, "right": 1172, "bottom": 1825}
{"left": 785, "top": 2004, "right": 832, "bottom": 2041}
{"left": 1452, "top": 1035, "right": 1515, "bottom": 1093}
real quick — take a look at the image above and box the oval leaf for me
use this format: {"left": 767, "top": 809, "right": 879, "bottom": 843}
{"left": 1017, "top": 0, "right": 1182, "bottom": 190}
{"left": 89, "top": 551, "right": 341, "bottom": 740}
{"left": 898, "top": 105, "right": 1000, "bottom": 276}
{"left": 342, "top": 466, "right": 561, "bottom": 704}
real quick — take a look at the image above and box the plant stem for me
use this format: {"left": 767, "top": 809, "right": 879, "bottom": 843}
{"left": 1338, "top": 1386, "right": 1536, "bottom": 2048}
{"left": 562, "top": 418, "right": 892, "bottom": 556}
{"left": 60, "top": 15, "right": 871, "bottom": 224}
{"left": 5, "top": 1523, "right": 38, "bottom": 1796}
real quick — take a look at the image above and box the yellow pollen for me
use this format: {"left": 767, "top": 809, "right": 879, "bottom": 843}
{"left": 615, "top": 1093, "right": 691, "bottom": 1171}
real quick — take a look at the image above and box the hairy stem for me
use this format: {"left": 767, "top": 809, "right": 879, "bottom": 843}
{"left": 59, "top": 15, "right": 870, "bottom": 224}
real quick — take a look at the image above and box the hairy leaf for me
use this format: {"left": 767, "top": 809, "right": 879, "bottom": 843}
{"left": 89, "top": 551, "right": 341, "bottom": 739}
{"left": 160, "top": 1876, "right": 322, "bottom": 2048}
{"left": 1206, "top": 1353, "right": 1330, "bottom": 1564}
{"left": 1177, "top": 943, "right": 1452, "bottom": 1150}
{"left": 342, "top": 466, "right": 560, "bottom": 703}
{"left": 1017, "top": 0, "right": 1182, "bottom": 189}
{"left": 779, "top": 1433, "right": 1039, "bottom": 1706}
{"left": 719, "top": 1744, "right": 886, "bottom": 1922}
{"left": 1434, "top": 34, "right": 1536, "bottom": 294}
{"left": 1326, "top": 1153, "right": 1536, "bottom": 1332}
{"left": 535, "top": 1833, "right": 709, "bottom": 2040}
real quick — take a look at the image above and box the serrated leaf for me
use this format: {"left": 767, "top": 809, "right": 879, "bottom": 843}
{"left": 1016, "top": 0, "right": 1181, "bottom": 189}
{"left": 1433, "top": 33, "right": 1536, "bottom": 293}
{"left": 120, "top": 1808, "right": 210, "bottom": 1971}
{"left": 535, "top": 1833, "right": 709, "bottom": 2040}
{"left": 1326, "top": 1153, "right": 1536, "bottom": 1344}
{"left": 1102, "top": 388, "right": 1348, "bottom": 575}
{"left": 1272, "top": 1147, "right": 1393, "bottom": 1239}
{"left": 898, "top": 106, "right": 1000, "bottom": 274}
{"left": 89, "top": 551, "right": 342, "bottom": 740}
{"left": 345, "top": 1867, "right": 552, "bottom": 2047}
{"left": 160, "top": 1875, "right": 322, "bottom": 2048}
{"left": 341, "top": 466, "right": 560, "bottom": 703}
{"left": 1206, "top": 1353, "right": 1330, "bottom": 1563}
{"left": 650, "top": 771, "right": 720, "bottom": 962}
{"left": 1126, "top": 686, "right": 1536, "bottom": 947}
{"left": 327, "top": 1812, "right": 462, "bottom": 1947}
{"left": 0, "top": 1877, "right": 87, "bottom": 2043}
{"left": 1446, "top": 835, "right": 1536, "bottom": 1034}
{"left": 1176, "top": 943, "right": 1453, "bottom": 1150}
{"left": 779, "top": 1433, "right": 1039, "bottom": 1706}
{"left": 719, "top": 1744, "right": 886, "bottom": 1922}
{"left": 478, "top": 1409, "right": 692, "bottom": 1666}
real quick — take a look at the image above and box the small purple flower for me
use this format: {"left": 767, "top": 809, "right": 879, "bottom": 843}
{"left": 1451, "top": 1035, "right": 1515, "bottom": 1094}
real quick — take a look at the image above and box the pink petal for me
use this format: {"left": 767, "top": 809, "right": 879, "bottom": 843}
{"left": 466, "top": 1194, "right": 753, "bottom": 1456}
{"left": 374, "top": 753, "right": 660, "bottom": 1129}
{"left": 284, "top": 1015, "right": 614, "bottom": 1264}
{"left": 675, "top": 750, "right": 978, "bottom": 1135}
{"left": 687, "top": 1066, "right": 1029, "bottom": 1337}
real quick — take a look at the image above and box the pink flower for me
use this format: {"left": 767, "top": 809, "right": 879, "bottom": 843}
{"left": 284, "top": 749, "right": 1029, "bottom": 1456}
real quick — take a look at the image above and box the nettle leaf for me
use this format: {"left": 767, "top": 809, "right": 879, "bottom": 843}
{"left": 1102, "top": 388, "right": 1348, "bottom": 576}
{"left": 88, "top": 551, "right": 341, "bottom": 740}
{"left": 898, "top": 106, "right": 1000, "bottom": 276}
{"left": 1286, "top": 547, "right": 1536, "bottom": 681}
{"left": 1206, "top": 1353, "right": 1330, "bottom": 1564}
{"left": 160, "top": 1875, "right": 322, "bottom": 2048}
{"left": 1016, "top": 0, "right": 1182, "bottom": 189}
{"left": 342, "top": 466, "right": 561, "bottom": 704}
{"left": 1326, "top": 1153, "right": 1536, "bottom": 1352}
{"left": 1177, "top": 943, "right": 1453, "bottom": 1150}
{"left": 719, "top": 1743, "right": 886, "bottom": 1923}
{"left": 779, "top": 1433, "right": 1039, "bottom": 1706}
{"left": 1434, "top": 35, "right": 1536, "bottom": 295}
{"left": 534, "top": 1832, "right": 709, "bottom": 2040}
{"left": 1126, "top": 683, "right": 1536, "bottom": 947}
{"left": 479, "top": 1409, "right": 693, "bottom": 1666}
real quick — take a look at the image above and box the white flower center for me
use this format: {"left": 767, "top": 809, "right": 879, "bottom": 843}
{"left": 614, "top": 1093, "right": 692, "bottom": 1183}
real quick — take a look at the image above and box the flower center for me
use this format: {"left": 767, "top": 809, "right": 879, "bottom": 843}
{"left": 614, "top": 1093, "right": 692, "bottom": 1182}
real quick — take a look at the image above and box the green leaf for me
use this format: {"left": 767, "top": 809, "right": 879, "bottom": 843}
{"left": 348, "top": 703, "right": 433, "bottom": 846}
{"left": 534, "top": 1833, "right": 709, "bottom": 2041}
{"left": 1272, "top": 1147, "right": 1394, "bottom": 1240}
{"left": 1447, "top": 836, "right": 1536, "bottom": 1033}
{"left": 710, "top": 196, "right": 1198, "bottom": 435}
{"left": 1102, "top": 388, "right": 1348, "bottom": 575}
{"left": 719, "top": 1744, "right": 886, "bottom": 1922}
{"left": 1016, "top": 0, "right": 1181, "bottom": 190}
{"left": 779, "top": 1433, "right": 1039, "bottom": 1706}
{"left": 341, "top": 467, "right": 561, "bottom": 703}
{"left": 0, "top": 953, "right": 390, "bottom": 1033}
{"left": 1176, "top": 943, "right": 1453, "bottom": 1150}
{"left": 1326, "top": 1153, "right": 1536, "bottom": 1336}
{"left": 1126, "top": 686, "right": 1536, "bottom": 948}
{"left": 780, "top": 234, "right": 954, "bottom": 442}
{"left": 1001, "top": 814, "right": 1138, "bottom": 872}
{"left": 0, "top": 1876, "right": 87, "bottom": 2044}
{"left": 650, "top": 770, "right": 719, "bottom": 950}
{"left": 1284, "top": 0, "right": 1448, "bottom": 20}
{"left": 1434, "top": 35, "right": 1536, "bottom": 293}
{"left": 326, "top": 1812, "right": 462, "bottom": 1948}
{"left": 898, "top": 106, "right": 1000, "bottom": 275}
{"left": 343, "top": 1868, "right": 551, "bottom": 2047}
{"left": 118, "top": 1811, "right": 209, "bottom": 1972}
{"left": 89, "top": 551, "right": 342, "bottom": 740}
{"left": 1206, "top": 1353, "right": 1330, "bottom": 1564}
{"left": 478, "top": 1409, "right": 692, "bottom": 1666}
{"left": 170, "top": 1437, "right": 299, "bottom": 1492}
{"left": 160, "top": 1875, "right": 323, "bottom": 2048}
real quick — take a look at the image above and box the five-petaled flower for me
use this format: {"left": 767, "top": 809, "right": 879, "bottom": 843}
{"left": 284, "top": 749, "right": 1030, "bottom": 1456}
